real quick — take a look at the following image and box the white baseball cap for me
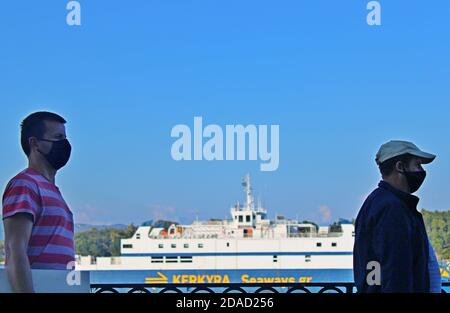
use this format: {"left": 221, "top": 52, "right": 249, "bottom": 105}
{"left": 376, "top": 140, "right": 436, "bottom": 165}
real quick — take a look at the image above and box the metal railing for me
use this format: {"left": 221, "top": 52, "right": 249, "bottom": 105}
{"left": 90, "top": 282, "right": 450, "bottom": 294}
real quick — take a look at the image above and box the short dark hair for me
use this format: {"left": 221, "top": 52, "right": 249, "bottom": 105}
{"left": 379, "top": 154, "right": 414, "bottom": 177}
{"left": 20, "top": 112, "right": 66, "bottom": 156}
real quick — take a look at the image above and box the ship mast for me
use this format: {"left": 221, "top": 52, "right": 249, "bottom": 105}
{"left": 242, "top": 174, "right": 255, "bottom": 211}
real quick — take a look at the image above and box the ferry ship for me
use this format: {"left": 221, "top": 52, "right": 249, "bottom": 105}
{"left": 77, "top": 175, "right": 355, "bottom": 288}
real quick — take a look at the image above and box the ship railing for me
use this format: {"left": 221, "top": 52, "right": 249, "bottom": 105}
{"left": 287, "top": 234, "right": 317, "bottom": 238}
{"left": 90, "top": 282, "right": 450, "bottom": 294}
{"left": 319, "top": 233, "right": 344, "bottom": 238}
{"left": 150, "top": 234, "right": 221, "bottom": 239}
{"left": 287, "top": 233, "right": 345, "bottom": 238}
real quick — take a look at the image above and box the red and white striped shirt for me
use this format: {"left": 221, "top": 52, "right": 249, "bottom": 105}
{"left": 2, "top": 168, "right": 75, "bottom": 270}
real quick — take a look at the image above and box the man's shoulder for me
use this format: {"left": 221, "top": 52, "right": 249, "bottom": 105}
{"left": 4, "top": 169, "right": 41, "bottom": 194}
{"left": 2, "top": 169, "right": 43, "bottom": 222}
{"left": 363, "top": 187, "right": 390, "bottom": 207}
{"left": 10, "top": 169, "right": 39, "bottom": 185}
{"left": 360, "top": 186, "right": 406, "bottom": 219}
{"left": 370, "top": 186, "right": 402, "bottom": 205}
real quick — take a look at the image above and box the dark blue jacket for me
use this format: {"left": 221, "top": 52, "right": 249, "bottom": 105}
{"left": 353, "top": 181, "right": 430, "bottom": 293}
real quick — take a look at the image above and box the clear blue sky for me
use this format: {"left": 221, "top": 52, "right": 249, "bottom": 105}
{"left": 0, "top": 1, "right": 449, "bottom": 226}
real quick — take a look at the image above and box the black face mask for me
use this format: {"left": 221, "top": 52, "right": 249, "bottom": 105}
{"left": 402, "top": 169, "right": 427, "bottom": 193}
{"left": 37, "top": 138, "right": 72, "bottom": 170}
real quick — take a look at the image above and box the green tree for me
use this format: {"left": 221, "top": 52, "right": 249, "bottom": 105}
{"left": 75, "top": 224, "right": 138, "bottom": 257}
{"left": 422, "top": 209, "right": 450, "bottom": 260}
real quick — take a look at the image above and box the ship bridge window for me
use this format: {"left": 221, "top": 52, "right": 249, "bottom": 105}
{"left": 246, "top": 215, "right": 251, "bottom": 222}
{"left": 239, "top": 216, "right": 243, "bottom": 223}
{"left": 123, "top": 244, "right": 133, "bottom": 249}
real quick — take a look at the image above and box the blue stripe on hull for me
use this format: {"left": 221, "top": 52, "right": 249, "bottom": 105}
{"left": 90, "top": 269, "right": 355, "bottom": 284}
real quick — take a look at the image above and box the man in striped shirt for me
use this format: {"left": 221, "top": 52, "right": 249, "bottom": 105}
{"left": 2, "top": 112, "right": 74, "bottom": 293}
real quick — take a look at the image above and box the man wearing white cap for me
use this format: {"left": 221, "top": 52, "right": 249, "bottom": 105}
{"left": 353, "top": 140, "right": 441, "bottom": 293}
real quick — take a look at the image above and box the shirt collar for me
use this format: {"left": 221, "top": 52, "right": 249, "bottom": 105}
{"left": 378, "top": 180, "right": 420, "bottom": 212}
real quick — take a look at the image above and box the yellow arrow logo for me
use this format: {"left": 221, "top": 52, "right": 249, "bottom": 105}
{"left": 145, "top": 272, "right": 169, "bottom": 284}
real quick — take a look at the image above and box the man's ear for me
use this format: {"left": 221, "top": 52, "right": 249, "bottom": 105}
{"left": 394, "top": 161, "right": 405, "bottom": 173}
{"left": 28, "top": 137, "right": 39, "bottom": 153}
